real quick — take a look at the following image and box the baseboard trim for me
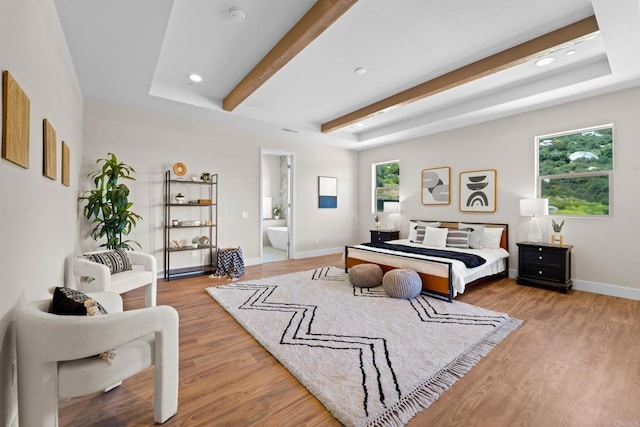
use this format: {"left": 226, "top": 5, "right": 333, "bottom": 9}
{"left": 573, "top": 279, "right": 640, "bottom": 301}
{"left": 506, "top": 269, "right": 639, "bottom": 301}
{"left": 292, "top": 247, "right": 343, "bottom": 259}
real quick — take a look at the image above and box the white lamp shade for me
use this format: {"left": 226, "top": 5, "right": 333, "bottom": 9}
{"left": 520, "top": 198, "right": 548, "bottom": 217}
{"left": 383, "top": 202, "right": 400, "bottom": 213}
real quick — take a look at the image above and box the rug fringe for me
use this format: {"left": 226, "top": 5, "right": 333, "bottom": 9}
{"left": 368, "top": 318, "right": 523, "bottom": 427}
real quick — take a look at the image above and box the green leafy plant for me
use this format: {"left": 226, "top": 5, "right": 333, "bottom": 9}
{"left": 78, "top": 153, "right": 142, "bottom": 250}
{"left": 552, "top": 219, "right": 565, "bottom": 233}
{"left": 272, "top": 205, "right": 282, "bottom": 218}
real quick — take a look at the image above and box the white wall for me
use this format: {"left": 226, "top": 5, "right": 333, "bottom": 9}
{"left": 82, "top": 100, "right": 358, "bottom": 268}
{"left": 0, "top": 0, "right": 84, "bottom": 424}
{"left": 358, "top": 87, "right": 640, "bottom": 299}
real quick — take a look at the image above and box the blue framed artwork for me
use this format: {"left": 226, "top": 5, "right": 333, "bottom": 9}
{"left": 318, "top": 176, "right": 337, "bottom": 208}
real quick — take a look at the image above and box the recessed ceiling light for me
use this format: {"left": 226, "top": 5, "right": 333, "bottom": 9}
{"left": 189, "top": 73, "right": 202, "bottom": 83}
{"left": 535, "top": 57, "right": 555, "bottom": 67}
{"left": 566, "top": 50, "right": 576, "bottom": 56}
{"left": 354, "top": 67, "right": 367, "bottom": 75}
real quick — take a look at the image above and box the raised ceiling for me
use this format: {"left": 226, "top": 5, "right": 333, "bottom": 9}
{"left": 54, "top": 0, "right": 640, "bottom": 150}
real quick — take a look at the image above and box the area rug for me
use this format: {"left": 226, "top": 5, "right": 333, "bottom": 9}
{"left": 206, "top": 266, "right": 522, "bottom": 427}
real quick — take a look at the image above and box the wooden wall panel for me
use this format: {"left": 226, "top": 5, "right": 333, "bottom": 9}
{"left": 2, "top": 70, "right": 30, "bottom": 168}
{"left": 62, "top": 141, "right": 70, "bottom": 186}
{"left": 43, "top": 119, "right": 56, "bottom": 180}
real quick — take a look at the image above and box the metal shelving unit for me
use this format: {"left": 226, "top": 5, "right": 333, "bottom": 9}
{"left": 163, "top": 170, "right": 218, "bottom": 280}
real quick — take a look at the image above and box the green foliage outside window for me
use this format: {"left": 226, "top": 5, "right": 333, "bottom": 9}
{"left": 374, "top": 161, "right": 399, "bottom": 212}
{"left": 537, "top": 126, "right": 612, "bottom": 215}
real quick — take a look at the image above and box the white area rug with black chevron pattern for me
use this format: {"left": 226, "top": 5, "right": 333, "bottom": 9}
{"left": 206, "top": 266, "right": 522, "bottom": 427}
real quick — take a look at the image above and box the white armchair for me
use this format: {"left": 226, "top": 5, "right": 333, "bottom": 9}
{"left": 16, "top": 292, "right": 179, "bottom": 426}
{"left": 71, "top": 250, "right": 158, "bottom": 307}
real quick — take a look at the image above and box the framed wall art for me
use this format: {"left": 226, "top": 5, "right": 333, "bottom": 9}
{"left": 43, "top": 118, "right": 57, "bottom": 180}
{"left": 2, "top": 70, "right": 31, "bottom": 169}
{"left": 318, "top": 176, "right": 337, "bottom": 208}
{"left": 421, "top": 166, "right": 450, "bottom": 205}
{"left": 62, "top": 141, "right": 70, "bottom": 186}
{"left": 459, "top": 169, "right": 497, "bottom": 212}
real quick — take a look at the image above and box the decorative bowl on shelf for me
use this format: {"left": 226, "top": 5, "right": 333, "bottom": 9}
{"left": 175, "top": 193, "right": 185, "bottom": 203}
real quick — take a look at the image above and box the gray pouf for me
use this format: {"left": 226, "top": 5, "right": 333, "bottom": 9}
{"left": 383, "top": 269, "right": 422, "bottom": 299}
{"left": 348, "top": 264, "right": 383, "bottom": 288}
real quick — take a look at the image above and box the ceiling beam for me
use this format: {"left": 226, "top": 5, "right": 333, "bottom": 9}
{"left": 223, "top": 0, "right": 359, "bottom": 112}
{"left": 321, "top": 15, "right": 600, "bottom": 133}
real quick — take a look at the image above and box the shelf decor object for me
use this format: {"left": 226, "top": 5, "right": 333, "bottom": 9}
{"left": 520, "top": 198, "right": 548, "bottom": 243}
{"left": 422, "top": 166, "right": 450, "bottom": 205}
{"left": 2, "top": 70, "right": 30, "bottom": 169}
{"left": 172, "top": 162, "right": 186, "bottom": 177}
{"left": 459, "top": 169, "right": 497, "bottom": 212}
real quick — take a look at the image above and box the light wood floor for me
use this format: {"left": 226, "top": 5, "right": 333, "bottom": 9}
{"left": 59, "top": 255, "right": 640, "bottom": 426}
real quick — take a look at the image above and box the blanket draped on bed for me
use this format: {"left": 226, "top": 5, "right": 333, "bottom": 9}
{"left": 360, "top": 242, "right": 487, "bottom": 268}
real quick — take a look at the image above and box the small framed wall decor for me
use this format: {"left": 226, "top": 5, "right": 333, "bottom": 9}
{"left": 459, "top": 169, "right": 497, "bottom": 212}
{"left": 318, "top": 176, "right": 337, "bottom": 208}
{"left": 62, "top": 142, "right": 70, "bottom": 186}
{"left": 421, "top": 166, "right": 450, "bottom": 205}
{"left": 43, "top": 118, "right": 57, "bottom": 180}
{"left": 2, "top": 70, "right": 31, "bottom": 169}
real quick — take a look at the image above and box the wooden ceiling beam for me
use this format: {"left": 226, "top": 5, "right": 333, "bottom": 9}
{"left": 321, "top": 15, "right": 599, "bottom": 133}
{"left": 223, "top": 0, "right": 359, "bottom": 112}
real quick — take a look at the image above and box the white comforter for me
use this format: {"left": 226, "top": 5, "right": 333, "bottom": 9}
{"left": 348, "top": 239, "right": 509, "bottom": 295}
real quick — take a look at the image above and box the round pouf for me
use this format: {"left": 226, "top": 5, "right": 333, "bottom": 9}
{"left": 348, "top": 264, "right": 383, "bottom": 288}
{"left": 383, "top": 269, "right": 422, "bottom": 299}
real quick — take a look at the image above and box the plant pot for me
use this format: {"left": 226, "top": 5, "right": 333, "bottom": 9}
{"left": 551, "top": 234, "right": 563, "bottom": 246}
{"left": 192, "top": 243, "right": 198, "bottom": 248}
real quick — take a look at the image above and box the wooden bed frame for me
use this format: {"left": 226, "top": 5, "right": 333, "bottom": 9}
{"left": 345, "top": 221, "right": 509, "bottom": 302}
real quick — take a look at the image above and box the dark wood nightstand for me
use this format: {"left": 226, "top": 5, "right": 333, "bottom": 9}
{"left": 370, "top": 229, "right": 400, "bottom": 243}
{"left": 516, "top": 241, "right": 573, "bottom": 293}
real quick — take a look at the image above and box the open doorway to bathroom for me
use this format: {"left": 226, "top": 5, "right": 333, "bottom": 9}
{"left": 260, "top": 149, "right": 293, "bottom": 263}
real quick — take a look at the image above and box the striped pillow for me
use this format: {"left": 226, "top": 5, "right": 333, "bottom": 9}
{"left": 409, "top": 221, "right": 441, "bottom": 243}
{"left": 84, "top": 249, "right": 132, "bottom": 274}
{"left": 446, "top": 228, "right": 470, "bottom": 249}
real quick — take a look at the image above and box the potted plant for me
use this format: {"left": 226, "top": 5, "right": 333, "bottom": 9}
{"left": 273, "top": 205, "right": 282, "bottom": 219}
{"left": 551, "top": 219, "right": 565, "bottom": 246}
{"left": 374, "top": 214, "right": 381, "bottom": 229}
{"left": 78, "top": 153, "right": 143, "bottom": 250}
{"left": 192, "top": 237, "right": 199, "bottom": 248}
{"left": 200, "top": 172, "right": 211, "bottom": 182}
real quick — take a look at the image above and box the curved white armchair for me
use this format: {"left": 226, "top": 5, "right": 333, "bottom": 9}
{"left": 16, "top": 292, "right": 179, "bottom": 426}
{"left": 71, "top": 250, "right": 158, "bottom": 307}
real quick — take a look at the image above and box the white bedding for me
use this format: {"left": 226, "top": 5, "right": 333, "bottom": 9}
{"left": 347, "top": 239, "right": 509, "bottom": 295}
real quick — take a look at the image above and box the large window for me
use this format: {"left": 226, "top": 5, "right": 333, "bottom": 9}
{"left": 536, "top": 125, "right": 613, "bottom": 216}
{"left": 373, "top": 160, "right": 399, "bottom": 212}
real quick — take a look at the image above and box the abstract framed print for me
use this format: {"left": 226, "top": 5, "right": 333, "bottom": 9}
{"left": 318, "top": 176, "right": 337, "bottom": 208}
{"left": 459, "top": 169, "right": 497, "bottom": 212}
{"left": 421, "top": 166, "right": 450, "bottom": 205}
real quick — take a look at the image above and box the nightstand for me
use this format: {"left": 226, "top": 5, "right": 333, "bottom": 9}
{"left": 370, "top": 229, "right": 400, "bottom": 243}
{"left": 516, "top": 242, "right": 573, "bottom": 293}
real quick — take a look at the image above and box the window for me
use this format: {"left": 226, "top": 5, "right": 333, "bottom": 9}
{"left": 536, "top": 125, "right": 613, "bottom": 216}
{"left": 373, "top": 160, "right": 399, "bottom": 212}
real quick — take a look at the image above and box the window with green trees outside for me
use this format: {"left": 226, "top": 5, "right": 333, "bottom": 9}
{"left": 373, "top": 160, "right": 399, "bottom": 212}
{"left": 536, "top": 125, "right": 613, "bottom": 216}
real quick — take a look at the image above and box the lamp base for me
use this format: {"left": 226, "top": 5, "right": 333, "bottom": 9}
{"left": 527, "top": 217, "right": 543, "bottom": 243}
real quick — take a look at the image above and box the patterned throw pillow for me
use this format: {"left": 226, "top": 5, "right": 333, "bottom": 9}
{"left": 51, "top": 287, "right": 115, "bottom": 361}
{"left": 84, "top": 249, "right": 132, "bottom": 274}
{"left": 409, "top": 221, "right": 440, "bottom": 243}
{"left": 458, "top": 222, "right": 485, "bottom": 249}
{"left": 446, "top": 228, "right": 471, "bottom": 248}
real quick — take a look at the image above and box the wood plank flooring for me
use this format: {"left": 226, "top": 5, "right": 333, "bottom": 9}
{"left": 59, "top": 255, "right": 640, "bottom": 426}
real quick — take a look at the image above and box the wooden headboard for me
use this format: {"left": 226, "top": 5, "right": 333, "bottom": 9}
{"left": 409, "top": 220, "right": 509, "bottom": 251}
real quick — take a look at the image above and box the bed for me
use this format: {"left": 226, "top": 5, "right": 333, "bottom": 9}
{"left": 345, "top": 220, "right": 509, "bottom": 302}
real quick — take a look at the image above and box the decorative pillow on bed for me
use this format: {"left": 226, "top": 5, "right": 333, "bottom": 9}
{"left": 480, "top": 227, "right": 504, "bottom": 249}
{"left": 446, "top": 228, "right": 470, "bottom": 248}
{"left": 458, "top": 222, "right": 485, "bottom": 249}
{"left": 409, "top": 221, "right": 440, "bottom": 243}
{"left": 83, "top": 249, "right": 132, "bottom": 274}
{"left": 422, "top": 226, "right": 448, "bottom": 248}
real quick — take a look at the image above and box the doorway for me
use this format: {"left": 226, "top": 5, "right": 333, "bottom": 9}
{"left": 260, "top": 149, "right": 293, "bottom": 263}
